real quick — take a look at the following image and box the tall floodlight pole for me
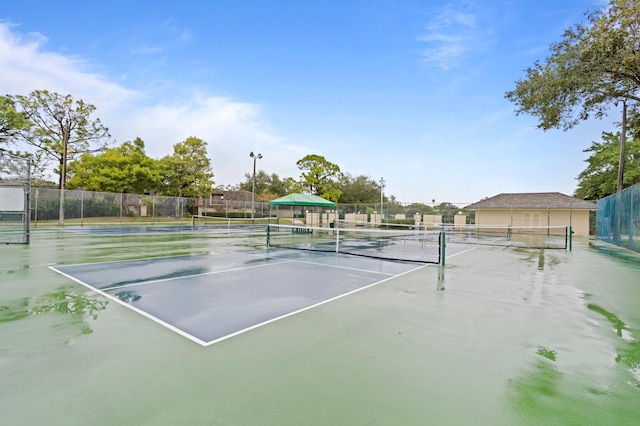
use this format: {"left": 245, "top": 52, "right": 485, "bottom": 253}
{"left": 55, "top": 109, "right": 70, "bottom": 226}
{"left": 380, "top": 177, "right": 385, "bottom": 223}
{"left": 250, "top": 151, "right": 262, "bottom": 220}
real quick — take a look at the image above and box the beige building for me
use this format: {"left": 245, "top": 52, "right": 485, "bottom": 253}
{"left": 464, "top": 192, "right": 596, "bottom": 237}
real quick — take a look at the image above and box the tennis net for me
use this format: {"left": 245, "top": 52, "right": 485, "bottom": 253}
{"left": 443, "top": 225, "right": 569, "bottom": 249}
{"left": 333, "top": 219, "right": 423, "bottom": 230}
{"left": 191, "top": 215, "right": 276, "bottom": 229}
{"left": 266, "top": 224, "right": 441, "bottom": 263}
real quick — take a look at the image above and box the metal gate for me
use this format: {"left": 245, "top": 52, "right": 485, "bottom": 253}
{"left": 0, "top": 152, "right": 30, "bottom": 244}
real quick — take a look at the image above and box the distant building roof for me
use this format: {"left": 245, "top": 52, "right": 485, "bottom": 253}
{"left": 464, "top": 192, "right": 596, "bottom": 210}
{"left": 210, "top": 190, "right": 253, "bottom": 201}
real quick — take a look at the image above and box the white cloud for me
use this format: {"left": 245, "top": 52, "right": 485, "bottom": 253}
{"left": 0, "top": 22, "right": 137, "bottom": 107}
{"left": 112, "top": 94, "right": 307, "bottom": 185}
{"left": 0, "top": 22, "right": 304, "bottom": 187}
{"left": 417, "top": 3, "right": 493, "bottom": 71}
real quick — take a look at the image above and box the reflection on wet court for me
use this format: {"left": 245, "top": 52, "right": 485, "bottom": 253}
{"left": 2, "top": 229, "right": 640, "bottom": 425}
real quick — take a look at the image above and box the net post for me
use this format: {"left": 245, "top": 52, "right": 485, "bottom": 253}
{"left": 569, "top": 226, "right": 573, "bottom": 251}
{"left": 440, "top": 231, "right": 446, "bottom": 266}
{"left": 266, "top": 224, "right": 271, "bottom": 247}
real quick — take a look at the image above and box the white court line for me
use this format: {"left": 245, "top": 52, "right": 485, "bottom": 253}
{"left": 49, "top": 250, "right": 429, "bottom": 347}
{"left": 446, "top": 246, "right": 477, "bottom": 259}
{"left": 283, "top": 258, "right": 399, "bottom": 276}
{"left": 49, "top": 266, "right": 209, "bottom": 346}
{"left": 98, "top": 259, "right": 295, "bottom": 291}
{"left": 237, "top": 248, "right": 422, "bottom": 276}
{"left": 51, "top": 252, "right": 212, "bottom": 268}
{"left": 50, "top": 249, "right": 275, "bottom": 269}
{"left": 201, "top": 262, "right": 428, "bottom": 347}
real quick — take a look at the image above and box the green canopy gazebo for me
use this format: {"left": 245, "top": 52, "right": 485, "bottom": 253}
{"left": 268, "top": 193, "right": 336, "bottom": 225}
{"left": 269, "top": 193, "right": 336, "bottom": 207}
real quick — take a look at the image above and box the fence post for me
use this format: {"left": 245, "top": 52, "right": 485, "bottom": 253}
{"left": 34, "top": 188, "right": 38, "bottom": 225}
{"left": 25, "top": 159, "right": 31, "bottom": 244}
{"left": 629, "top": 190, "right": 634, "bottom": 250}
{"left": 632, "top": 188, "right": 637, "bottom": 251}
{"left": 80, "top": 190, "right": 84, "bottom": 226}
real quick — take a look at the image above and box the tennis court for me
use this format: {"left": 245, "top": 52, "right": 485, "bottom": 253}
{"left": 51, "top": 249, "right": 425, "bottom": 346}
{"left": 2, "top": 225, "right": 640, "bottom": 425}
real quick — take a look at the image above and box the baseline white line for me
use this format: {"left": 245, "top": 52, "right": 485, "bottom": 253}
{"left": 285, "top": 258, "right": 399, "bottom": 276}
{"left": 50, "top": 249, "right": 268, "bottom": 269}
{"left": 49, "top": 266, "right": 208, "bottom": 346}
{"left": 52, "top": 252, "right": 212, "bottom": 268}
{"left": 99, "top": 259, "right": 296, "bottom": 291}
{"left": 445, "top": 246, "right": 477, "bottom": 259}
{"left": 202, "top": 263, "right": 428, "bottom": 346}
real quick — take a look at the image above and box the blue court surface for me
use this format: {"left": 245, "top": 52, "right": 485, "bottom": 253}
{"left": 50, "top": 249, "right": 424, "bottom": 346}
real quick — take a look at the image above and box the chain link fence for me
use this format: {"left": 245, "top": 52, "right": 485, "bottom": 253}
{"left": 0, "top": 152, "right": 31, "bottom": 243}
{"left": 31, "top": 189, "right": 200, "bottom": 225}
{"left": 597, "top": 183, "right": 640, "bottom": 252}
{"left": 29, "top": 188, "right": 475, "bottom": 229}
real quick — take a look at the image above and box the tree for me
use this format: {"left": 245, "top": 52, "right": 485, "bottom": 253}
{"left": 66, "top": 138, "right": 163, "bottom": 193}
{"left": 296, "top": 154, "right": 343, "bottom": 202}
{"left": 161, "top": 136, "right": 214, "bottom": 198}
{"left": 575, "top": 131, "right": 640, "bottom": 200}
{"left": 435, "top": 202, "right": 461, "bottom": 223}
{"left": 283, "top": 176, "right": 303, "bottom": 195}
{"left": 266, "top": 173, "right": 289, "bottom": 198}
{"left": 505, "top": 0, "right": 640, "bottom": 191}
{"left": 337, "top": 174, "right": 381, "bottom": 204}
{"left": 237, "top": 171, "right": 290, "bottom": 200}
{"left": 216, "top": 183, "right": 239, "bottom": 191}
{"left": 238, "top": 170, "right": 270, "bottom": 195}
{"left": 0, "top": 95, "right": 29, "bottom": 149}
{"left": 11, "top": 90, "right": 111, "bottom": 188}
{"left": 404, "top": 202, "right": 436, "bottom": 215}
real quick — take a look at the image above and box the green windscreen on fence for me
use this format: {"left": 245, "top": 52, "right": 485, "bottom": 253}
{"left": 597, "top": 183, "right": 640, "bottom": 253}
{"left": 0, "top": 152, "right": 31, "bottom": 244}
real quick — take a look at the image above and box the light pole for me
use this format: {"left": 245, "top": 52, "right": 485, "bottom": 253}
{"left": 55, "top": 109, "right": 70, "bottom": 226}
{"left": 380, "top": 177, "right": 385, "bottom": 225}
{"left": 250, "top": 151, "right": 262, "bottom": 220}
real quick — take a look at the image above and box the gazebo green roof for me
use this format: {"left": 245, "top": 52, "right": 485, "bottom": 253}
{"left": 268, "top": 193, "right": 336, "bottom": 207}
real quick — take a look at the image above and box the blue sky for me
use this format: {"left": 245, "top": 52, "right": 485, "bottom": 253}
{"left": 0, "top": 0, "right": 613, "bottom": 203}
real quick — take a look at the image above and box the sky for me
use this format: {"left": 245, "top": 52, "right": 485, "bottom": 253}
{"left": 0, "top": 0, "right": 615, "bottom": 204}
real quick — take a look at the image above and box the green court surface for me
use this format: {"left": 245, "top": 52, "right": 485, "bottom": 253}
{"left": 1, "top": 227, "right": 640, "bottom": 425}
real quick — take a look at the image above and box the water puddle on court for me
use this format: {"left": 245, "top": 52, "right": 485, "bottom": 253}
{"left": 502, "top": 243, "right": 640, "bottom": 424}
